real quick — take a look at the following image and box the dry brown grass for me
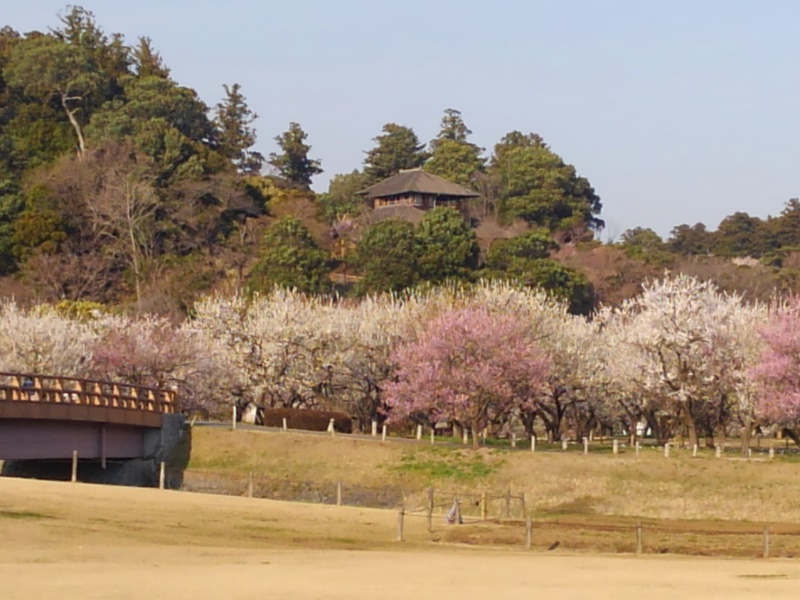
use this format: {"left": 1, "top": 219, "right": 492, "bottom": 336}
{"left": 3, "top": 477, "right": 800, "bottom": 600}
{"left": 190, "top": 428, "right": 800, "bottom": 523}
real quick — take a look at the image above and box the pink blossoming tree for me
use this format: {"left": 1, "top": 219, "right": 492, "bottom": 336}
{"left": 751, "top": 299, "right": 800, "bottom": 445}
{"left": 384, "top": 307, "right": 549, "bottom": 448}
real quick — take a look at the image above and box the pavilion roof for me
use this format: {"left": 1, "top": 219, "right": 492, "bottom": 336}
{"left": 357, "top": 169, "right": 479, "bottom": 200}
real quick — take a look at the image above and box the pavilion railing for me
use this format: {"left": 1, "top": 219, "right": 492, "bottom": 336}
{"left": 0, "top": 372, "right": 176, "bottom": 414}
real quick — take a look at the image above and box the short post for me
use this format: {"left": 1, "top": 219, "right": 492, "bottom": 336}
{"left": 480, "top": 491, "right": 488, "bottom": 520}
{"left": 664, "top": 443, "right": 670, "bottom": 458}
{"left": 531, "top": 435, "right": 536, "bottom": 452}
{"left": 247, "top": 472, "right": 254, "bottom": 498}
{"left": 416, "top": 424, "right": 422, "bottom": 441}
{"left": 71, "top": 450, "right": 78, "bottom": 483}
{"left": 763, "top": 526, "right": 770, "bottom": 559}
{"left": 427, "top": 487, "right": 434, "bottom": 532}
{"left": 715, "top": 445, "right": 722, "bottom": 459}
{"left": 692, "top": 444, "right": 698, "bottom": 458}
{"left": 525, "top": 516, "right": 533, "bottom": 550}
{"left": 769, "top": 447, "right": 775, "bottom": 460}
{"left": 328, "top": 418, "right": 335, "bottom": 437}
{"left": 396, "top": 508, "right": 405, "bottom": 541}
{"left": 462, "top": 429, "right": 469, "bottom": 445}
{"left": 505, "top": 488, "right": 512, "bottom": 518}
{"left": 336, "top": 480, "right": 343, "bottom": 506}
{"left": 748, "top": 448, "right": 753, "bottom": 458}
{"left": 430, "top": 428, "right": 435, "bottom": 445}
{"left": 635, "top": 441, "right": 640, "bottom": 457}
{"left": 159, "top": 461, "right": 166, "bottom": 490}
{"left": 562, "top": 439, "right": 568, "bottom": 451}
{"left": 612, "top": 439, "right": 619, "bottom": 455}
{"left": 635, "top": 522, "right": 643, "bottom": 555}
{"left": 231, "top": 405, "right": 237, "bottom": 431}
{"left": 511, "top": 433, "right": 517, "bottom": 448}
{"left": 381, "top": 424, "right": 387, "bottom": 442}
{"left": 282, "top": 417, "right": 287, "bottom": 432}
{"left": 583, "top": 437, "right": 589, "bottom": 455}
{"left": 371, "top": 420, "right": 377, "bottom": 437}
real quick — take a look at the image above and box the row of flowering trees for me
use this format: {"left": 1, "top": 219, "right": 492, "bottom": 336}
{"left": 0, "top": 277, "right": 799, "bottom": 448}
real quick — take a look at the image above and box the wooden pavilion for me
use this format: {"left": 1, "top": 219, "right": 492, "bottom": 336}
{"left": 357, "top": 169, "right": 478, "bottom": 214}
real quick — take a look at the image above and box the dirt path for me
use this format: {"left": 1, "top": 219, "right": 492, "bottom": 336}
{"left": 0, "top": 478, "right": 797, "bottom": 599}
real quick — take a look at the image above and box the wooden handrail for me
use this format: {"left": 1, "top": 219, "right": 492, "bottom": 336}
{"left": 0, "top": 372, "right": 177, "bottom": 414}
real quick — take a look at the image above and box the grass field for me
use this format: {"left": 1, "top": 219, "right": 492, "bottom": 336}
{"left": 189, "top": 427, "right": 800, "bottom": 523}
{"left": 2, "top": 477, "right": 800, "bottom": 599}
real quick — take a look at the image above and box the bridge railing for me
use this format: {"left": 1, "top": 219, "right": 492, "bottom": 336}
{"left": 0, "top": 372, "right": 177, "bottom": 414}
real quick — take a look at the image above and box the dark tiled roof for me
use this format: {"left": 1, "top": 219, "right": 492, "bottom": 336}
{"left": 357, "top": 169, "right": 479, "bottom": 200}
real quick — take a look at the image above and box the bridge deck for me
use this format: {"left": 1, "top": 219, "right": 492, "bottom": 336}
{"left": 0, "top": 372, "right": 177, "bottom": 429}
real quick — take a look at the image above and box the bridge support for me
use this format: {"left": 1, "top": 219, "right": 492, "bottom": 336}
{"left": 1, "top": 414, "right": 187, "bottom": 488}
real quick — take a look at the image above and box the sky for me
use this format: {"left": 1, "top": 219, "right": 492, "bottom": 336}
{"left": 4, "top": 0, "right": 799, "bottom": 239}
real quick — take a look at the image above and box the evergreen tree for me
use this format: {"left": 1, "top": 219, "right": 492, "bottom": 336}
{"left": 132, "top": 37, "right": 169, "bottom": 79}
{"left": 248, "top": 217, "right": 330, "bottom": 294}
{"left": 711, "top": 212, "right": 772, "bottom": 258}
{"left": 668, "top": 223, "right": 711, "bottom": 255}
{"left": 774, "top": 199, "right": 800, "bottom": 248}
{"left": 317, "top": 170, "right": 367, "bottom": 223}
{"left": 363, "top": 123, "right": 428, "bottom": 184}
{"left": 431, "top": 107, "right": 472, "bottom": 146}
{"left": 214, "top": 83, "right": 263, "bottom": 174}
{"left": 354, "top": 220, "right": 419, "bottom": 294}
{"left": 484, "top": 231, "right": 558, "bottom": 270}
{"left": 489, "top": 131, "right": 603, "bottom": 234}
{"left": 5, "top": 35, "right": 103, "bottom": 157}
{"left": 415, "top": 207, "right": 479, "bottom": 282}
{"left": 425, "top": 109, "right": 484, "bottom": 189}
{"left": 268, "top": 122, "right": 322, "bottom": 187}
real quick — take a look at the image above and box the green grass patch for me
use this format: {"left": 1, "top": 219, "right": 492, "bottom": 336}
{"left": 0, "top": 509, "right": 53, "bottom": 520}
{"left": 386, "top": 448, "right": 500, "bottom": 483}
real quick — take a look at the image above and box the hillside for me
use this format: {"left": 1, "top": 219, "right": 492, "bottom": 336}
{"left": 188, "top": 427, "right": 800, "bottom": 523}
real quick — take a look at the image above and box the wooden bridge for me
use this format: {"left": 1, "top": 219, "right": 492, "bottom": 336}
{"left": 0, "top": 372, "right": 179, "bottom": 462}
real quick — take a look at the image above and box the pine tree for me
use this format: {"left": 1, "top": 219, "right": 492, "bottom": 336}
{"left": 425, "top": 109, "right": 484, "bottom": 188}
{"left": 268, "top": 122, "right": 322, "bottom": 187}
{"left": 363, "top": 123, "right": 428, "bottom": 184}
{"left": 132, "top": 37, "right": 170, "bottom": 79}
{"left": 214, "top": 83, "right": 264, "bottom": 175}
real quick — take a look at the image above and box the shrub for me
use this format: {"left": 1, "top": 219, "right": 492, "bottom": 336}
{"left": 262, "top": 408, "right": 352, "bottom": 433}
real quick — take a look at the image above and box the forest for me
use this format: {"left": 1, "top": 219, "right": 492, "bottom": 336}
{"left": 2, "top": 7, "right": 799, "bottom": 316}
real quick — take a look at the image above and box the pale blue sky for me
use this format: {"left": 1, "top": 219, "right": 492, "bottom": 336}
{"left": 4, "top": 1, "right": 799, "bottom": 239}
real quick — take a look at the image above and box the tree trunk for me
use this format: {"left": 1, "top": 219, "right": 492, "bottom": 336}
{"left": 682, "top": 403, "right": 699, "bottom": 449}
{"left": 61, "top": 95, "right": 86, "bottom": 159}
{"left": 520, "top": 411, "right": 536, "bottom": 439}
{"left": 781, "top": 428, "right": 800, "bottom": 447}
{"left": 740, "top": 411, "right": 754, "bottom": 456}
{"left": 471, "top": 426, "right": 479, "bottom": 450}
